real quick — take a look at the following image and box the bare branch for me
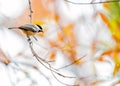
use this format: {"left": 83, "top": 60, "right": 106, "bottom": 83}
{"left": 64, "top": 0, "right": 120, "bottom": 5}
{"left": 27, "top": 1, "right": 78, "bottom": 85}
{"left": 57, "top": 55, "right": 86, "bottom": 70}
{"left": 49, "top": 65, "right": 79, "bottom": 86}
{"left": 28, "top": 38, "right": 76, "bottom": 78}
{"left": 26, "top": 35, "right": 78, "bottom": 85}
{"left": 28, "top": 0, "right": 33, "bottom": 24}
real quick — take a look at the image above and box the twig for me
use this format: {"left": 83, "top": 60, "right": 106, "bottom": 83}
{"left": 57, "top": 55, "right": 86, "bottom": 70}
{"left": 27, "top": 1, "right": 77, "bottom": 85}
{"left": 28, "top": 39, "right": 76, "bottom": 78}
{"left": 49, "top": 65, "right": 79, "bottom": 86}
{"left": 28, "top": 0, "right": 33, "bottom": 24}
{"left": 26, "top": 35, "right": 79, "bottom": 86}
{"left": 64, "top": 0, "right": 120, "bottom": 5}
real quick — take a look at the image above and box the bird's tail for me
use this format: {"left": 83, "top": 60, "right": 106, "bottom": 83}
{"left": 8, "top": 27, "right": 19, "bottom": 29}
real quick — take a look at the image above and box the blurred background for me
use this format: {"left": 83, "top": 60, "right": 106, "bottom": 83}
{"left": 0, "top": 0, "right": 120, "bottom": 86}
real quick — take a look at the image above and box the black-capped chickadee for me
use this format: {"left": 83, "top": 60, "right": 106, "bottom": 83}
{"left": 8, "top": 24, "right": 43, "bottom": 36}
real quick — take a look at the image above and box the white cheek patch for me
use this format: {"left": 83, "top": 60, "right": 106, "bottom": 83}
{"left": 34, "top": 24, "right": 40, "bottom": 32}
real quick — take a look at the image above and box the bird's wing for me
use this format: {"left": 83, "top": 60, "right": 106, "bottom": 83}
{"left": 19, "top": 24, "right": 36, "bottom": 32}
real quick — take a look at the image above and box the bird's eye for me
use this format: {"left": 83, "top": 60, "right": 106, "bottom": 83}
{"left": 38, "top": 29, "right": 43, "bottom": 32}
{"left": 38, "top": 30, "right": 41, "bottom": 32}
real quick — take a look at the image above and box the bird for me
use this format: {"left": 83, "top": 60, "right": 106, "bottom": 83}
{"left": 8, "top": 24, "right": 43, "bottom": 36}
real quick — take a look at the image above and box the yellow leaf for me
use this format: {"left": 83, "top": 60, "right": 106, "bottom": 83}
{"left": 63, "top": 24, "right": 74, "bottom": 37}
{"left": 113, "top": 52, "right": 120, "bottom": 75}
{"left": 103, "top": 3, "right": 110, "bottom": 10}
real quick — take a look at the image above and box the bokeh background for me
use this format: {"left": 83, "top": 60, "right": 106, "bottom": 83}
{"left": 0, "top": 0, "right": 120, "bottom": 86}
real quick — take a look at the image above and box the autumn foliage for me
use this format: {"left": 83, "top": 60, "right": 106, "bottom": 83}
{"left": 0, "top": 0, "right": 120, "bottom": 86}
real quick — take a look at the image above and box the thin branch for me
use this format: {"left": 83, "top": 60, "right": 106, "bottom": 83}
{"left": 28, "top": 0, "right": 33, "bottom": 24}
{"left": 28, "top": 39, "right": 76, "bottom": 78}
{"left": 26, "top": 36, "right": 78, "bottom": 86}
{"left": 64, "top": 0, "right": 120, "bottom": 5}
{"left": 57, "top": 55, "right": 86, "bottom": 70}
{"left": 49, "top": 65, "right": 79, "bottom": 86}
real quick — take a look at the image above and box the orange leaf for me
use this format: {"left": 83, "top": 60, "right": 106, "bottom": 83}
{"left": 101, "top": 50, "right": 113, "bottom": 57}
{"left": 98, "top": 56, "right": 104, "bottom": 62}
{"left": 74, "top": 58, "right": 83, "bottom": 65}
{"left": 54, "top": 13, "right": 60, "bottom": 23}
{"left": 99, "top": 12, "right": 110, "bottom": 28}
{"left": 112, "top": 35, "right": 120, "bottom": 43}
{"left": 49, "top": 52, "right": 56, "bottom": 61}
{"left": 62, "top": 23, "right": 74, "bottom": 37}
{"left": 62, "top": 43, "right": 72, "bottom": 53}
{"left": 49, "top": 40, "right": 60, "bottom": 48}
{"left": 57, "top": 32, "right": 64, "bottom": 42}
